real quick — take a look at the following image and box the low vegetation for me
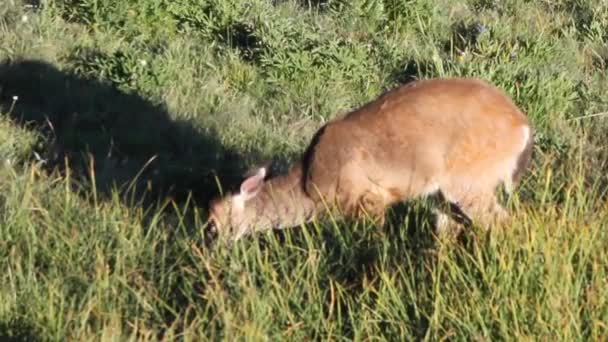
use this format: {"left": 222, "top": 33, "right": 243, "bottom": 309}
{"left": 1, "top": 0, "right": 607, "bottom": 340}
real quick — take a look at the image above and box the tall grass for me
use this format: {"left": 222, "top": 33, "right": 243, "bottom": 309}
{"left": 1, "top": 0, "right": 607, "bottom": 340}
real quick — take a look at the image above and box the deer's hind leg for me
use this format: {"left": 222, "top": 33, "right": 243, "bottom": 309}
{"left": 435, "top": 184, "right": 508, "bottom": 235}
{"left": 430, "top": 194, "right": 470, "bottom": 236}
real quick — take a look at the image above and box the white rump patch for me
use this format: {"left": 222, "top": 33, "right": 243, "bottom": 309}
{"left": 521, "top": 125, "right": 531, "bottom": 151}
{"left": 503, "top": 125, "right": 531, "bottom": 194}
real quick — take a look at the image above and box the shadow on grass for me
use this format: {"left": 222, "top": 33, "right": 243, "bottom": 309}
{"left": 441, "top": 20, "right": 487, "bottom": 56}
{"left": 0, "top": 58, "right": 250, "bottom": 211}
{"left": 389, "top": 59, "right": 437, "bottom": 86}
{"left": 0, "top": 318, "right": 41, "bottom": 342}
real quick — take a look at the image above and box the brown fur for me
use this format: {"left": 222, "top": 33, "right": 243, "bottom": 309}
{"left": 208, "top": 77, "right": 533, "bottom": 240}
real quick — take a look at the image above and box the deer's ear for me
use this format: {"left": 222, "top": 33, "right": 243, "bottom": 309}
{"left": 239, "top": 167, "right": 266, "bottom": 201}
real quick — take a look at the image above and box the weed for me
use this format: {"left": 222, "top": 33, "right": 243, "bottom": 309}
{"left": 1, "top": 0, "right": 608, "bottom": 339}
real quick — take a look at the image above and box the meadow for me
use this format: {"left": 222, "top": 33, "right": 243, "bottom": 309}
{"left": 1, "top": 0, "right": 608, "bottom": 340}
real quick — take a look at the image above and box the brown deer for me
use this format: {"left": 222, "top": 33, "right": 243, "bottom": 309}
{"left": 208, "top": 77, "right": 534, "bottom": 241}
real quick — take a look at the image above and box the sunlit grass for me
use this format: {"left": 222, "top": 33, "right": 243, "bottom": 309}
{"left": 1, "top": 0, "right": 608, "bottom": 340}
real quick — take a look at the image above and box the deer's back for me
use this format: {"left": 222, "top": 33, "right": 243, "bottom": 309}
{"left": 303, "top": 77, "right": 531, "bottom": 208}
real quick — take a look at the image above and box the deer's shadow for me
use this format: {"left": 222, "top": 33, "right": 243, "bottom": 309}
{"left": 0, "top": 58, "right": 251, "bottom": 210}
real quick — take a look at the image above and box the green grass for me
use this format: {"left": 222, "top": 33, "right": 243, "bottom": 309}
{"left": 1, "top": 0, "right": 608, "bottom": 340}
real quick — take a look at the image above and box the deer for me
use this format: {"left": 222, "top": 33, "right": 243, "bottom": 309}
{"left": 207, "top": 77, "right": 534, "bottom": 241}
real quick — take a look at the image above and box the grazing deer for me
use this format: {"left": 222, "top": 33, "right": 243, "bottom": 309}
{"left": 208, "top": 77, "right": 534, "bottom": 241}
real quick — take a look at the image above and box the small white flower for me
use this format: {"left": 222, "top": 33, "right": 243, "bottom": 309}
{"left": 12, "top": 95, "right": 18, "bottom": 101}
{"left": 21, "top": 15, "right": 28, "bottom": 23}
{"left": 139, "top": 59, "right": 147, "bottom": 67}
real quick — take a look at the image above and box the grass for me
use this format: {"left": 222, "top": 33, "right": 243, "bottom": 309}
{"left": 1, "top": 0, "right": 608, "bottom": 340}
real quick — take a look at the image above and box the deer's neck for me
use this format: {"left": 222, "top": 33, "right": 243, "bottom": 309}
{"left": 251, "top": 161, "right": 320, "bottom": 230}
